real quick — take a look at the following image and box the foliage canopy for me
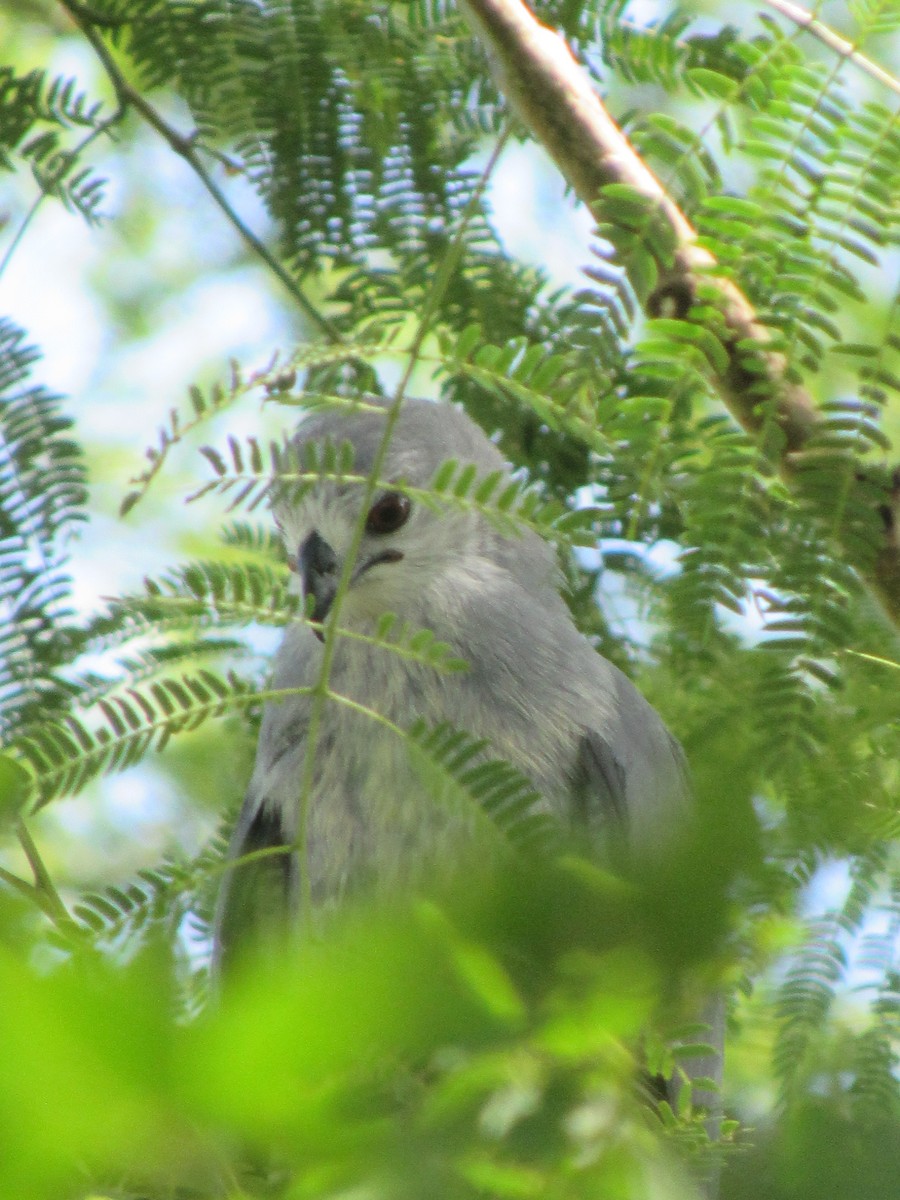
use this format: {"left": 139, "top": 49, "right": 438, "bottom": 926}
{"left": 0, "top": 1, "right": 899, "bottom": 1198}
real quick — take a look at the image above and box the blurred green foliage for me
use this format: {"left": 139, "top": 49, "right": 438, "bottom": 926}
{"left": 0, "top": 855, "right": 723, "bottom": 1199}
{"left": 1, "top": 1, "right": 899, "bottom": 1198}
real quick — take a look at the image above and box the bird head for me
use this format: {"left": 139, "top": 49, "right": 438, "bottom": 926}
{"left": 272, "top": 399, "right": 558, "bottom": 632}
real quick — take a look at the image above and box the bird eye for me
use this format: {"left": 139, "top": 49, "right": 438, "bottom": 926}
{"left": 365, "top": 491, "right": 411, "bottom": 535}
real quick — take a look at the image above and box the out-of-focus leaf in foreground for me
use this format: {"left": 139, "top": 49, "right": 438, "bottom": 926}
{"left": 0, "top": 854, "right": 724, "bottom": 1199}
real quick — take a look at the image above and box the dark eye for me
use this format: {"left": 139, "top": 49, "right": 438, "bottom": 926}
{"left": 366, "top": 491, "right": 411, "bottom": 535}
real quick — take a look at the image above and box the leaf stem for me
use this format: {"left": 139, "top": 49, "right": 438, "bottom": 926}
{"left": 16, "top": 820, "right": 81, "bottom": 938}
{"left": 0, "top": 110, "right": 122, "bottom": 282}
{"left": 293, "top": 125, "right": 512, "bottom": 929}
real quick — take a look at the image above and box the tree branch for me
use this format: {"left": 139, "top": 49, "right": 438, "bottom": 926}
{"left": 763, "top": 0, "right": 900, "bottom": 98}
{"left": 460, "top": 0, "right": 900, "bottom": 624}
{"left": 59, "top": 0, "right": 341, "bottom": 343}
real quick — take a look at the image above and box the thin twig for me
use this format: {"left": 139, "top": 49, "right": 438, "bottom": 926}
{"left": 0, "top": 109, "right": 122, "bottom": 281}
{"left": 763, "top": 0, "right": 900, "bottom": 98}
{"left": 59, "top": 1, "right": 341, "bottom": 342}
{"left": 16, "top": 820, "right": 80, "bottom": 936}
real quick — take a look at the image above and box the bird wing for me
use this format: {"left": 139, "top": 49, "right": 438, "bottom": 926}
{"left": 576, "top": 657, "right": 693, "bottom": 853}
{"left": 211, "top": 623, "right": 315, "bottom": 977}
{"left": 571, "top": 728, "right": 630, "bottom": 853}
{"left": 211, "top": 799, "right": 298, "bottom": 977}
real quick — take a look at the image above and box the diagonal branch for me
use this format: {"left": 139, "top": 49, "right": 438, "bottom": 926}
{"left": 763, "top": 0, "right": 900, "bottom": 98}
{"left": 58, "top": 0, "right": 341, "bottom": 343}
{"left": 460, "top": 0, "right": 900, "bottom": 625}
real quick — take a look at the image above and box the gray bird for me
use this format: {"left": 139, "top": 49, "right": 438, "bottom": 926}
{"left": 211, "top": 398, "right": 720, "bottom": 1135}
{"left": 213, "top": 396, "right": 691, "bottom": 954}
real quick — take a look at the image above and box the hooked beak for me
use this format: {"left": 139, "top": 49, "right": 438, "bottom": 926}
{"left": 298, "top": 530, "right": 338, "bottom": 638}
{"left": 296, "top": 531, "right": 406, "bottom": 641}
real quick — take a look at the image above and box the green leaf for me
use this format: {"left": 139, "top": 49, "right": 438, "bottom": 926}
{"left": 686, "top": 67, "right": 739, "bottom": 99}
{"left": 0, "top": 756, "right": 30, "bottom": 825}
